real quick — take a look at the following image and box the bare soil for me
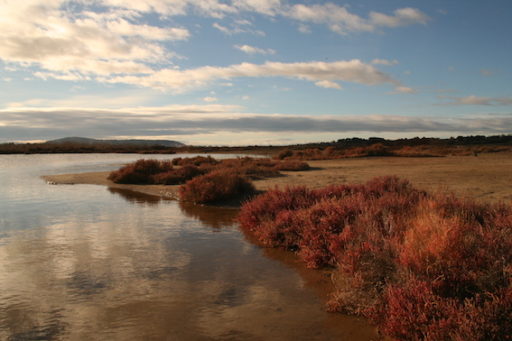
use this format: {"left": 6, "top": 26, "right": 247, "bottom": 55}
{"left": 43, "top": 152, "right": 512, "bottom": 203}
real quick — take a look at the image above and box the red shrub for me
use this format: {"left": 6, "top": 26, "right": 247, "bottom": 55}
{"left": 297, "top": 196, "right": 367, "bottom": 268}
{"left": 400, "top": 199, "right": 512, "bottom": 299}
{"left": 254, "top": 209, "right": 307, "bottom": 249}
{"left": 151, "top": 165, "right": 204, "bottom": 185}
{"left": 108, "top": 159, "right": 173, "bottom": 184}
{"left": 454, "top": 288, "right": 512, "bottom": 341}
{"left": 217, "top": 157, "right": 282, "bottom": 179}
{"left": 179, "top": 170, "right": 255, "bottom": 204}
{"left": 238, "top": 176, "right": 512, "bottom": 340}
{"left": 238, "top": 186, "right": 321, "bottom": 233}
{"left": 379, "top": 278, "right": 459, "bottom": 340}
{"left": 380, "top": 280, "right": 512, "bottom": 341}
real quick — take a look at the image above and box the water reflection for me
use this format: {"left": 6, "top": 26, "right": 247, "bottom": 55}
{"left": 179, "top": 201, "right": 238, "bottom": 228}
{"left": 107, "top": 187, "right": 162, "bottom": 205}
{"left": 0, "top": 154, "right": 378, "bottom": 340}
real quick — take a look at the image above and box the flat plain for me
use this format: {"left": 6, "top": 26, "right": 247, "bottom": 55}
{"left": 43, "top": 152, "right": 512, "bottom": 203}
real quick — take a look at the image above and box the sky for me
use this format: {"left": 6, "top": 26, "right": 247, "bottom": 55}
{"left": 0, "top": 0, "right": 511, "bottom": 145}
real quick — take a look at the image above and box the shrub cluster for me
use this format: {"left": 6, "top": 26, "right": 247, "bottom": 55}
{"left": 178, "top": 170, "right": 255, "bottom": 204}
{"left": 107, "top": 159, "right": 174, "bottom": 184}
{"left": 273, "top": 143, "right": 512, "bottom": 160}
{"left": 108, "top": 156, "right": 311, "bottom": 204}
{"left": 238, "top": 176, "right": 512, "bottom": 340}
{"left": 151, "top": 165, "right": 204, "bottom": 185}
{"left": 109, "top": 156, "right": 311, "bottom": 185}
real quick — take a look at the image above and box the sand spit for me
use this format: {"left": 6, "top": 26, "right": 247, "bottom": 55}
{"left": 42, "top": 152, "right": 512, "bottom": 203}
{"left": 42, "top": 171, "right": 180, "bottom": 199}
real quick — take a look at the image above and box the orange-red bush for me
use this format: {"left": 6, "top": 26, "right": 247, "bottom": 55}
{"left": 179, "top": 170, "right": 255, "bottom": 204}
{"left": 151, "top": 165, "right": 204, "bottom": 185}
{"left": 108, "top": 159, "right": 173, "bottom": 184}
{"left": 238, "top": 176, "right": 512, "bottom": 340}
{"left": 108, "top": 156, "right": 311, "bottom": 189}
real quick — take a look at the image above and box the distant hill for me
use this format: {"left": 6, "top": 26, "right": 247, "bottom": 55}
{"left": 47, "top": 137, "right": 185, "bottom": 147}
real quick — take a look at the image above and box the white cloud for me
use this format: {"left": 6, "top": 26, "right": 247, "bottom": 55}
{"left": 212, "top": 22, "right": 233, "bottom": 34}
{"left": 0, "top": 1, "right": 429, "bottom": 86}
{"left": 369, "top": 8, "right": 429, "bottom": 28}
{"left": 285, "top": 4, "right": 429, "bottom": 34}
{"left": 0, "top": 0, "right": 425, "bottom": 108}
{"left": 234, "top": 44, "right": 276, "bottom": 55}
{"left": 314, "top": 80, "right": 341, "bottom": 89}
{"left": 202, "top": 96, "right": 218, "bottom": 102}
{"left": 287, "top": 3, "right": 373, "bottom": 33}
{"left": 232, "top": 0, "right": 282, "bottom": 16}
{"left": 212, "top": 22, "right": 266, "bottom": 36}
{"left": 104, "top": 59, "right": 406, "bottom": 93}
{"left": 102, "top": 0, "right": 237, "bottom": 18}
{"left": 392, "top": 86, "right": 416, "bottom": 94}
{"left": 441, "top": 95, "right": 512, "bottom": 106}
{"left": 6, "top": 92, "right": 157, "bottom": 109}
{"left": 0, "top": 1, "right": 189, "bottom": 78}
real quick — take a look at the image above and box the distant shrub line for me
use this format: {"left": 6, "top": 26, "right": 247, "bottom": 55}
{"left": 274, "top": 143, "right": 512, "bottom": 160}
{"left": 108, "top": 156, "right": 310, "bottom": 204}
{"left": 238, "top": 176, "right": 512, "bottom": 340}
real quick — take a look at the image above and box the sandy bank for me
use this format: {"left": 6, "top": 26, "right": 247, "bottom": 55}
{"left": 42, "top": 171, "right": 181, "bottom": 199}
{"left": 42, "top": 152, "right": 512, "bottom": 203}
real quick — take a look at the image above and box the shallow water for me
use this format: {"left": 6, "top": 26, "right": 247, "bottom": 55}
{"left": 0, "top": 154, "right": 377, "bottom": 340}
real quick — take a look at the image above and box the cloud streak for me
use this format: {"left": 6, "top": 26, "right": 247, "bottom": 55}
{"left": 440, "top": 95, "right": 512, "bottom": 106}
{"left": 1, "top": 105, "right": 510, "bottom": 143}
{"left": 286, "top": 4, "right": 429, "bottom": 34}
{"left": 234, "top": 44, "right": 276, "bottom": 55}
{"left": 104, "top": 59, "right": 405, "bottom": 92}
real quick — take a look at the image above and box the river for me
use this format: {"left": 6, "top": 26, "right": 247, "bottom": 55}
{"left": 0, "top": 154, "right": 376, "bottom": 340}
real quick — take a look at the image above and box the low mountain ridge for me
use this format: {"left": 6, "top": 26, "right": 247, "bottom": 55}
{"left": 47, "top": 137, "right": 184, "bottom": 147}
